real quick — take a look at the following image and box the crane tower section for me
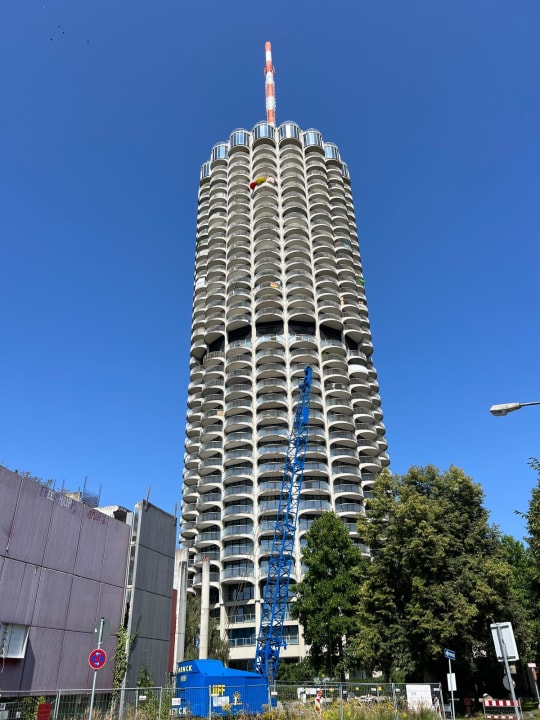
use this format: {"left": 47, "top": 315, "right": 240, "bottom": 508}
{"left": 254, "top": 366, "right": 313, "bottom": 683}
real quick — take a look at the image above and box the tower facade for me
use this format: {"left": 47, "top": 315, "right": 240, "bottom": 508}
{"left": 180, "top": 55, "right": 389, "bottom": 668}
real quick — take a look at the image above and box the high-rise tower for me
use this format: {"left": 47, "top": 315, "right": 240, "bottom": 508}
{"left": 180, "top": 43, "right": 389, "bottom": 670}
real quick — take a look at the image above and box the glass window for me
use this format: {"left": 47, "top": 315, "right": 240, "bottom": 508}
{"left": 324, "top": 143, "right": 341, "bottom": 161}
{"left": 230, "top": 130, "right": 250, "bottom": 148}
{"left": 200, "top": 162, "right": 212, "bottom": 179}
{"left": 0, "top": 623, "right": 30, "bottom": 658}
{"left": 342, "top": 163, "right": 350, "bottom": 179}
{"left": 279, "top": 122, "right": 300, "bottom": 141}
{"left": 303, "top": 130, "right": 323, "bottom": 148}
{"left": 253, "top": 122, "right": 275, "bottom": 141}
{"left": 211, "top": 144, "right": 228, "bottom": 161}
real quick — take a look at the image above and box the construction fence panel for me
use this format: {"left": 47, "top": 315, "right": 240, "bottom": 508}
{"left": 0, "top": 688, "right": 173, "bottom": 720}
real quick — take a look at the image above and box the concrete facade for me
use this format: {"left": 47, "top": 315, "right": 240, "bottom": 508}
{"left": 123, "top": 501, "right": 176, "bottom": 688}
{"left": 179, "top": 122, "right": 389, "bottom": 668}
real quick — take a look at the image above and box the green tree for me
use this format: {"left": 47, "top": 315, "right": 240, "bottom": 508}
{"left": 354, "top": 466, "right": 523, "bottom": 682}
{"left": 291, "top": 512, "right": 364, "bottom": 679}
{"left": 524, "top": 457, "right": 540, "bottom": 660}
{"left": 276, "top": 657, "right": 315, "bottom": 683}
{"left": 184, "top": 594, "right": 230, "bottom": 665}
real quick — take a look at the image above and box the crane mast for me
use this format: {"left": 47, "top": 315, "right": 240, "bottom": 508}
{"left": 254, "top": 366, "right": 312, "bottom": 683}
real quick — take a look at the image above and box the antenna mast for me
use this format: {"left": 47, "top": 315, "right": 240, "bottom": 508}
{"left": 264, "top": 41, "right": 276, "bottom": 126}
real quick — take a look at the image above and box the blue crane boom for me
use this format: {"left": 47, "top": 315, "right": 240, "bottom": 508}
{"left": 254, "top": 366, "right": 313, "bottom": 683}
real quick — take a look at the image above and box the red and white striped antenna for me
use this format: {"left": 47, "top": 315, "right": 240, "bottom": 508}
{"left": 264, "top": 41, "right": 276, "bottom": 126}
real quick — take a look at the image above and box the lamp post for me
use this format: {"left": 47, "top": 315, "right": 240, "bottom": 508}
{"left": 489, "top": 401, "right": 540, "bottom": 417}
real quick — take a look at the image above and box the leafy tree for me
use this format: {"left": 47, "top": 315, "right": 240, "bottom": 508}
{"left": 523, "top": 458, "right": 540, "bottom": 659}
{"left": 354, "top": 466, "right": 523, "bottom": 682}
{"left": 184, "top": 593, "right": 230, "bottom": 665}
{"left": 291, "top": 512, "right": 364, "bottom": 680}
{"left": 276, "top": 657, "right": 315, "bottom": 683}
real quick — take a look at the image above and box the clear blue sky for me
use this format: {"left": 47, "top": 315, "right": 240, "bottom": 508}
{"left": 1, "top": 0, "right": 538, "bottom": 540}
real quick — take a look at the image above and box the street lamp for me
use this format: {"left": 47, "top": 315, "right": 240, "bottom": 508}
{"left": 490, "top": 401, "right": 540, "bottom": 417}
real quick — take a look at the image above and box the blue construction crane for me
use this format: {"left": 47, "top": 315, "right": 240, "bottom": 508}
{"left": 254, "top": 365, "right": 313, "bottom": 684}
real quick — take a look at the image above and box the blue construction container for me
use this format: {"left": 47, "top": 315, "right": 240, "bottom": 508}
{"left": 173, "top": 659, "right": 269, "bottom": 716}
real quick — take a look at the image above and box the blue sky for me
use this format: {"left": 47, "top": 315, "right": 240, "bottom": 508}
{"left": 1, "top": 0, "right": 538, "bottom": 540}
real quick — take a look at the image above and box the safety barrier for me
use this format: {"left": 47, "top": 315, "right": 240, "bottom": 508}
{"left": 482, "top": 698, "right": 521, "bottom": 720}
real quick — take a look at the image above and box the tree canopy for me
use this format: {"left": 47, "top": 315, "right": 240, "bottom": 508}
{"left": 291, "top": 511, "right": 364, "bottom": 679}
{"left": 353, "top": 466, "right": 524, "bottom": 682}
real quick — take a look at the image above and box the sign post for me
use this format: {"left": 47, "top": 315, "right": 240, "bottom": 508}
{"left": 527, "top": 663, "right": 540, "bottom": 709}
{"left": 444, "top": 648, "right": 456, "bottom": 720}
{"left": 491, "top": 623, "right": 521, "bottom": 720}
{"left": 88, "top": 617, "right": 107, "bottom": 720}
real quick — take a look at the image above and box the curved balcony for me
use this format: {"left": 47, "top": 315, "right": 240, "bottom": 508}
{"left": 327, "top": 412, "right": 355, "bottom": 432}
{"left": 358, "top": 455, "right": 382, "bottom": 472}
{"left": 254, "top": 280, "right": 282, "bottom": 300}
{"left": 199, "top": 456, "right": 222, "bottom": 474}
{"left": 224, "top": 447, "right": 253, "bottom": 466}
{"left": 221, "top": 563, "right": 255, "bottom": 583}
{"left": 192, "top": 547, "right": 220, "bottom": 564}
{"left": 257, "top": 426, "right": 288, "bottom": 444}
{"left": 336, "top": 501, "right": 363, "bottom": 516}
{"left": 256, "top": 408, "right": 289, "bottom": 426}
{"left": 195, "top": 529, "right": 221, "bottom": 545}
{"left": 203, "top": 350, "right": 225, "bottom": 367}
{"left": 224, "top": 413, "right": 252, "bottom": 432}
{"left": 182, "top": 503, "right": 197, "bottom": 520}
{"left": 223, "top": 465, "right": 254, "bottom": 482}
{"left": 223, "top": 502, "right": 254, "bottom": 520}
{"left": 256, "top": 393, "right": 288, "bottom": 411}
{"left": 255, "top": 334, "right": 285, "bottom": 353}
{"left": 355, "top": 423, "right": 377, "bottom": 440}
{"left": 196, "top": 511, "right": 221, "bottom": 529}
{"left": 298, "top": 498, "right": 332, "bottom": 513}
{"left": 258, "top": 499, "right": 281, "bottom": 515}
{"left": 224, "top": 383, "right": 252, "bottom": 402}
{"left": 325, "top": 396, "right": 352, "bottom": 414}
{"left": 180, "top": 521, "right": 197, "bottom": 538}
{"left": 222, "top": 522, "right": 254, "bottom": 539}
{"left": 224, "top": 398, "right": 253, "bottom": 417}
{"left": 356, "top": 438, "right": 380, "bottom": 454}
{"left": 226, "top": 352, "right": 251, "bottom": 373}
{"left": 200, "top": 440, "right": 223, "bottom": 457}
{"left": 256, "top": 377, "right": 287, "bottom": 394}
{"left": 289, "top": 346, "right": 318, "bottom": 365}
{"left": 330, "top": 446, "right": 358, "bottom": 462}
{"left": 332, "top": 463, "right": 361, "bottom": 480}
{"left": 258, "top": 443, "right": 287, "bottom": 460}
{"left": 334, "top": 482, "right": 362, "bottom": 497}
{"left": 223, "top": 484, "right": 254, "bottom": 500}
{"left": 197, "top": 474, "right": 222, "bottom": 493}
{"left": 223, "top": 431, "right": 253, "bottom": 449}
{"left": 222, "top": 542, "right": 254, "bottom": 559}
{"left": 258, "top": 479, "right": 283, "bottom": 495}
{"left": 353, "top": 406, "right": 375, "bottom": 425}
{"left": 305, "top": 443, "right": 327, "bottom": 460}
{"left": 302, "top": 478, "right": 331, "bottom": 494}
{"left": 197, "top": 490, "right": 222, "bottom": 509}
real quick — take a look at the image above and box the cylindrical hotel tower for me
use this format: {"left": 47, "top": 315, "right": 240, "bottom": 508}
{"left": 180, "top": 119, "right": 389, "bottom": 669}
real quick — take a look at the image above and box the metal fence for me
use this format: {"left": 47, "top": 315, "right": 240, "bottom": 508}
{"left": 0, "top": 688, "right": 173, "bottom": 720}
{"left": 0, "top": 682, "right": 445, "bottom": 720}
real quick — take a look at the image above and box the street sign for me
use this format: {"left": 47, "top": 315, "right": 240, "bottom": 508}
{"left": 491, "top": 622, "right": 519, "bottom": 662}
{"left": 444, "top": 648, "right": 456, "bottom": 661}
{"left": 93, "top": 617, "right": 112, "bottom": 643}
{"left": 89, "top": 648, "right": 107, "bottom": 670}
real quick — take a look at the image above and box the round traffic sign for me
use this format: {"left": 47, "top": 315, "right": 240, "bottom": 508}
{"left": 89, "top": 648, "right": 107, "bottom": 670}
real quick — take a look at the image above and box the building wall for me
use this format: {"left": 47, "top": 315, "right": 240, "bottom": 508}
{"left": 0, "top": 466, "right": 131, "bottom": 691}
{"left": 179, "top": 122, "right": 389, "bottom": 668}
{"left": 124, "top": 501, "right": 176, "bottom": 688}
